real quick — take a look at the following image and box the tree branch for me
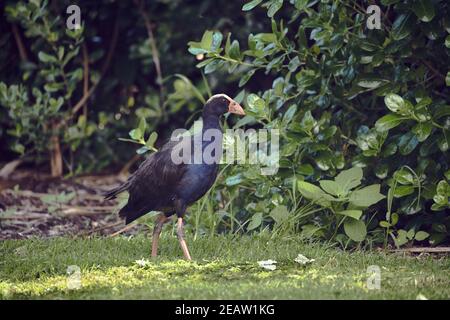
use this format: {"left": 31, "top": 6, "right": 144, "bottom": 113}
{"left": 135, "top": 0, "right": 165, "bottom": 107}
{"left": 11, "top": 24, "right": 28, "bottom": 61}
{"left": 71, "top": 14, "right": 119, "bottom": 116}
{"left": 82, "top": 43, "right": 90, "bottom": 118}
{"left": 421, "top": 59, "right": 446, "bottom": 82}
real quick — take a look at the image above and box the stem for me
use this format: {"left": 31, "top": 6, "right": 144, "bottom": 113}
{"left": 214, "top": 54, "right": 262, "bottom": 68}
{"left": 135, "top": 0, "right": 165, "bottom": 109}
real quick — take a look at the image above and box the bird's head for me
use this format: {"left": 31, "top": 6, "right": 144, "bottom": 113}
{"left": 204, "top": 94, "right": 245, "bottom": 117}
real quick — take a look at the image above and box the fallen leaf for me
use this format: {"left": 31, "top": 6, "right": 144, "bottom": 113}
{"left": 416, "top": 294, "right": 428, "bottom": 300}
{"left": 258, "top": 259, "right": 277, "bottom": 270}
{"left": 294, "top": 254, "right": 315, "bottom": 265}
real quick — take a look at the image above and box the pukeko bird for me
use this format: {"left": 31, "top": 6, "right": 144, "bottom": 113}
{"left": 105, "top": 94, "right": 245, "bottom": 260}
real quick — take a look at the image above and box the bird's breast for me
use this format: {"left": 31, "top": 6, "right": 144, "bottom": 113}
{"left": 175, "top": 163, "right": 219, "bottom": 204}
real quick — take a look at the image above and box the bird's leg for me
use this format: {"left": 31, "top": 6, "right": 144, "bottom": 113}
{"left": 176, "top": 217, "right": 192, "bottom": 261}
{"left": 151, "top": 213, "right": 169, "bottom": 258}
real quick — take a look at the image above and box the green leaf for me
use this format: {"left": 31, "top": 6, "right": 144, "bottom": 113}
{"left": 344, "top": 219, "right": 367, "bottom": 242}
{"left": 12, "top": 142, "right": 25, "bottom": 154}
{"left": 408, "top": 229, "right": 416, "bottom": 240}
{"left": 412, "top": 122, "right": 432, "bottom": 142}
{"left": 228, "top": 40, "right": 241, "bottom": 60}
{"left": 375, "top": 113, "right": 405, "bottom": 132}
{"left": 136, "top": 146, "right": 150, "bottom": 154}
{"left": 294, "top": 0, "right": 309, "bottom": 10}
{"left": 200, "top": 30, "right": 214, "bottom": 50}
{"left": 393, "top": 185, "right": 415, "bottom": 198}
{"left": 246, "top": 93, "right": 265, "bottom": 114}
{"left": 337, "top": 210, "right": 363, "bottom": 220}
{"left": 379, "top": 221, "right": 391, "bottom": 228}
{"left": 129, "top": 129, "right": 142, "bottom": 141}
{"left": 391, "top": 212, "right": 399, "bottom": 225}
{"left": 299, "top": 110, "right": 316, "bottom": 132}
{"left": 319, "top": 180, "right": 342, "bottom": 196}
{"left": 38, "top": 51, "right": 58, "bottom": 63}
{"left": 349, "top": 184, "right": 385, "bottom": 207}
{"left": 242, "top": 0, "right": 263, "bottom": 11}
{"left": 267, "top": 0, "right": 283, "bottom": 17}
{"left": 270, "top": 205, "right": 289, "bottom": 224}
{"left": 384, "top": 93, "right": 405, "bottom": 113}
{"left": 225, "top": 174, "right": 243, "bottom": 186}
{"left": 392, "top": 13, "right": 415, "bottom": 40}
{"left": 412, "top": 0, "right": 435, "bottom": 22}
{"left": 393, "top": 168, "right": 415, "bottom": 185}
{"left": 225, "top": 33, "right": 232, "bottom": 55}
{"left": 44, "top": 83, "right": 64, "bottom": 93}
{"left": 398, "top": 132, "right": 419, "bottom": 155}
{"left": 414, "top": 231, "right": 429, "bottom": 241}
{"left": 296, "top": 69, "right": 317, "bottom": 88}
{"left": 282, "top": 105, "right": 297, "bottom": 124}
{"left": 211, "top": 32, "right": 223, "bottom": 51}
{"left": 238, "top": 69, "right": 256, "bottom": 87}
{"left": 146, "top": 132, "right": 158, "bottom": 148}
{"left": 288, "top": 57, "right": 301, "bottom": 72}
{"left": 436, "top": 180, "right": 450, "bottom": 196}
{"left": 356, "top": 77, "right": 386, "bottom": 89}
{"left": 138, "top": 117, "right": 146, "bottom": 137}
{"left": 446, "top": 72, "right": 450, "bottom": 87}
{"left": 335, "top": 167, "right": 363, "bottom": 193}
{"left": 297, "top": 164, "right": 314, "bottom": 176}
{"left": 407, "top": 229, "right": 414, "bottom": 241}
{"left": 437, "top": 132, "right": 449, "bottom": 152}
{"left": 247, "top": 212, "right": 263, "bottom": 231}
{"left": 395, "top": 230, "right": 409, "bottom": 247}
{"left": 297, "top": 181, "right": 334, "bottom": 206}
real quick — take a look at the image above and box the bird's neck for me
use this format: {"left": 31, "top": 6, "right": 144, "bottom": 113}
{"left": 202, "top": 113, "right": 221, "bottom": 132}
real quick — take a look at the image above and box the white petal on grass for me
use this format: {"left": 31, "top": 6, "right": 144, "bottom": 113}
{"left": 294, "top": 254, "right": 315, "bottom": 265}
{"left": 416, "top": 294, "right": 428, "bottom": 300}
{"left": 135, "top": 258, "right": 151, "bottom": 267}
{"left": 258, "top": 259, "right": 277, "bottom": 270}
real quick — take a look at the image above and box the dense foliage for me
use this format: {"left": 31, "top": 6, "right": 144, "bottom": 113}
{"left": 0, "top": 0, "right": 449, "bottom": 247}
{"left": 187, "top": 0, "right": 450, "bottom": 247}
{"left": 0, "top": 0, "right": 261, "bottom": 174}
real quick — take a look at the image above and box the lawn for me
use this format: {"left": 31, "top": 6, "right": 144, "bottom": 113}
{"left": 0, "top": 234, "right": 449, "bottom": 299}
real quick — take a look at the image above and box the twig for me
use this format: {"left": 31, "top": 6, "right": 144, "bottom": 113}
{"left": 82, "top": 43, "right": 90, "bottom": 118}
{"left": 421, "top": 59, "right": 446, "bottom": 82}
{"left": 119, "top": 154, "right": 141, "bottom": 176}
{"left": 0, "top": 159, "right": 23, "bottom": 179}
{"left": 0, "top": 206, "right": 115, "bottom": 220}
{"left": 0, "top": 213, "right": 51, "bottom": 220}
{"left": 135, "top": 0, "right": 165, "bottom": 107}
{"left": 86, "top": 221, "right": 123, "bottom": 235}
{"left": 59, "top": 205, "right": 116, "bottom": 216}
{"left": 2, "top": 189, "right": 107, "bottom": 202}
{"left": 11, "top": 24, "right": 28, "bottom": 61}
{"left": 109, "top": 223, "right": 138, "bottom": 237}
{"left": 391, "top": 247, "right": 450, "bottom": 254}
{"left": 71, "top": 13, "right": 119, "bottom": 116}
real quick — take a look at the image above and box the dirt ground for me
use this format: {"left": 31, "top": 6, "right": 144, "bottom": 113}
{"left": 0, "top": 169, "right": 147, "bottom": 239}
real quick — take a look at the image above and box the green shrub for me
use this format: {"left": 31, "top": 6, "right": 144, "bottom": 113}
{"left": 188, "top": 0, "right": 450, "bottom": 246}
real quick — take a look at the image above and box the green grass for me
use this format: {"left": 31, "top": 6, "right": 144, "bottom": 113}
{"left": 1, "top": 234, "right": 449, "bottom": 299}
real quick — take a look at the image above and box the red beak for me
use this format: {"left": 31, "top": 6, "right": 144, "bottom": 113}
{"left": 228, "top": 100, "right": 245, "bottom": 116}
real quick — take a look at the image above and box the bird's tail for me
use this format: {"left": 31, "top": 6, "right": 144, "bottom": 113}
{"left": 103, "top": 182, "right": 129, "bottom": 200}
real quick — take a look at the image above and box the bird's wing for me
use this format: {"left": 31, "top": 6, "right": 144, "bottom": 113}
{"left": 127, "top": 137, "right": 190, "bottom": 204}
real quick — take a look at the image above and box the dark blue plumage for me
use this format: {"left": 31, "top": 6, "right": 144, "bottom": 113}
{"left": 104, "top": 94, "right": 245, "bottom": 260}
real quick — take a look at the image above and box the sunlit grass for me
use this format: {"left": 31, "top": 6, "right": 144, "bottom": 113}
{"left": 1, "top": 234, "right": 449, "bottom": 299}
